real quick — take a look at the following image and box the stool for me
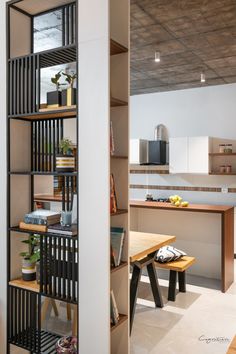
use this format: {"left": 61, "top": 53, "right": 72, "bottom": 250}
{"left": 156, "top": 256, "right": 195, "bottom": 301}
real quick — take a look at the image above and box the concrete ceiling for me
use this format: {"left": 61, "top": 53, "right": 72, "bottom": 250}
{"left": 131, "top": 0, "right": 236, "bottom": 95}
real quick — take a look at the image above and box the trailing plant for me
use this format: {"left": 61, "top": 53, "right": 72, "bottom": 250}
{"left": 59, "top": 138, "right": 73, "bottom": 155}
{"left": 51, "top": 71, "right": 63, "bottom": 91}
{"left": 20, "top": 234, "right": 40, "bottom": 264}
{"left": 62, "top": 72, "right": 77, "bottom": 89}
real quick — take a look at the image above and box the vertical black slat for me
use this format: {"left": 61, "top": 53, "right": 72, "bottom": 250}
{"left": 44, "top": 236, "right": 48, "bottom": 296}
{"left": 20, "top": 58, "right": 24, "bottom": 114}
{"left": 18, "top": 289, "right": 22, "bottom": 344}
{"left": 56, "top": 119, "right": 60, "bottom": 154}
{"left": 25, "top": 291, "right": 29, "bottom": 347}
{"left": 48, "top": 120, "right": 52, "bottom": 172}
{"left": 28, "top": 56, "right": 32, "bottom": 113}
{"left": 32, "top": 55, "right": 36, "bottom": 113}
{"left": 9, "top": 61, "right": 13, "bottom": 116}
{"left": 62, "top": 7, "right": 66, "bottom": 46}
{"left": 71, "top": 177, "right": 74, "bottom": 211}
{"left": 58, "top": 237, "right": 62, "bottom": 298}
{"left": 73, "top": 4, "right": 76, "bottom": 45}
{"left": 45, "top": 120, "right": 48, "bottom": 172}
{"left": 10, "top": 287, "right": 13, "bottom": 339}
{"left": 72, "top": 241, "right": 75, "bottom": 302}
{"left": 66, "top": 5, "right": 70, "bottom": 46}
{"left": 53, "top": 236, "right": 57, "bottom": 297}
{"left": 48, "top": 235, "right": 52, "bottom": 295}
{"left": 60, "top": 118, "right": 63, "bottom": 140}
{"left": 66, "top": 176, "right": 70, "bottom": 211}
{"left": 37, "top": 54, "right": 40, "bottom": 112}
{"left": 42, "top": 120, "right": 45, "bottom": 172}
{"left": 53, "top": 119, "right": 56, "bottom": 171}
{"left": 70, "top": 5, "right": 74, "bottom": 44}
{"left": 16, "top": 59, "right": 20, "bottom": 115}
{"left": 22, "top": 289, "right": 25, "bottom": 347}
{"left": 67, "top": 239, "right": 71, "bottom": 300}
{"left": 68, "top": 5, "right": 72, "bottom": 44}
{"left": 24, "top": 57, "right": 28, "bottom": 114}
{"left": 34, "top": 121, "right": 37, "bottom": 171}
{"left": 31, "top": 293, "right": 36, "bottom": 352}
{"left": 38, "top": 295, "right": 41, "bottom": 353}
{"left": 62, "top": 176, "right": 65, "bottom": 211}
{"left": 14, "top": 288, "right": 18, "bottom": 342}
{"left": 63, "top": 237, "right": 66, "bottom": 299}
{"left": 40, "top": 235, "right": 44, "bottom": 294}
{"left": 13, "top": 60, "right": 16, "bottom": 115}
{"left": 38, "top": 121, "right": 41, "bottom": 171}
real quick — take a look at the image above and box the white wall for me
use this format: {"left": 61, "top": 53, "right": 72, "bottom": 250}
{"left": 130, "top": 83, "right": 236, "bottom": 206}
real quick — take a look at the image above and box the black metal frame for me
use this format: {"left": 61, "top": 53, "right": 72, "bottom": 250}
{"left": 6, "top": 1, "right": 79, "bottom": 353}
{"left": 168, "top": 270, "right": 187, "bottom": 301}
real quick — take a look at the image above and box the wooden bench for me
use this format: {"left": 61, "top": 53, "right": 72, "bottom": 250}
{"left": 155, "top": 256, "right": 196, "bottom": 301}
{"left": 227, "top": 336, "right": 236, "bottom": 353}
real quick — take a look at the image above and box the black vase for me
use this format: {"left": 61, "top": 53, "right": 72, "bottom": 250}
{"left": 61, "top": 88, "right": 77, "bottom": 107}
{"left": 47, "top": 91, "right": 61, "bottom": 108}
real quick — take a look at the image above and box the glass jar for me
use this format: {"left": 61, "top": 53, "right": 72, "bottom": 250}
{"left": 224, "top": 144, "right": 233, "bottom": 153}
{"left": 219, "top": 144, "right": 225, "bottom": 153}
{"left": 226, "top": 165, "right": 232, "bottom": 173}
{"left": 56, "top": 337, "right": 77, "bottom": 354}
{"left": 220, "top": 165, "right": 226, "bottom": 173}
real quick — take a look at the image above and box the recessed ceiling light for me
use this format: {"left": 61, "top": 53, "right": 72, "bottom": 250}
{"left": 155, "top": 51, "right": 160, "bottom": 63}
{"left": 201, "top": 73, "right": 206, "bottom": 83}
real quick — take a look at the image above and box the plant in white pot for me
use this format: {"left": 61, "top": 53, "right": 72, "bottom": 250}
{"left": 56, "top": 138, "right": 75, "bottom": 172}
{"left": 61, "top": 71, "right": 77, "bottom": 107}
{"left": 20, "top": 234, "right": 40, "bottom": 282}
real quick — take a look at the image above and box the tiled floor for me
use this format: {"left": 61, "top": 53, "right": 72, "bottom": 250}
{"left": 131, "top": 270, "right": 236, "bottom": 354}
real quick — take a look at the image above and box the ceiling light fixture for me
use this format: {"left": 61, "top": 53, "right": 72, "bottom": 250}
{"left": 201, "top": 73, "right": 206, "bottom": 83}
{"left": 155, "top": 51, "right": 161, "bottom": 63}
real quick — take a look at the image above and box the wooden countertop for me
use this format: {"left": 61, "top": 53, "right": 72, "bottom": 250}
{"left": 130, "top": 231, "right": 176, "bottom": 262}
{"left": 130, "top": 200, "right": 234, "bottom": 214}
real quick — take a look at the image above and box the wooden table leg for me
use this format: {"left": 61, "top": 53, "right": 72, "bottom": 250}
{"left": 130, "top": 264, "right": 142, "bottom": 333}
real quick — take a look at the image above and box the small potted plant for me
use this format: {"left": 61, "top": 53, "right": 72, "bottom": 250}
{"left": 47, "top": 71, "right": 63, "bottom": 108}
{"left": 56, "top": 138, "right": 75, "bottom": 172}
{"left": 61, "top": 72, "right": 77, "bottom": 107}
{"left": 56, "top": 336, "right": 77, "bottom": 354}
{"left": 20, "top": 234, "right": 40, "bottom": 282}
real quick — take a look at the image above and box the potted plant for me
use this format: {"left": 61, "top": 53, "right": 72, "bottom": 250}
{"left": 61, "top": 72, "right": 77, "bottom": 107}
{"left": 20, "top": 234, "right": 40, "bottom": 282}
{"left": 47, "top": 71, "right": 63, "bottom": 108}
{"left": 56, "top": 336, "right": 77, "bottom": 354}
{"left": 56, "top": 138, "right": 75, "bottom": 172}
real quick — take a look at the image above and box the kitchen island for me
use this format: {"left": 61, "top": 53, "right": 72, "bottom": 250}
{"left": 130, "top": 200, "right": 234, "bottom": 292}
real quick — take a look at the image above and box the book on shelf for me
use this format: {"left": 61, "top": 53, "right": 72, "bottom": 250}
{"left": 110, "top": 174, "right": 118, "bottom": 214}
{"left": 111, "top": 244, "right": 116, "bottom": 268}
{"left": 110, "top": 121, "right": 115, "bottom": 156}
{"left": 47, "top": 223, "right": 77, "bottom": 236}
{"left": 24, "top": 209, "right": 61, "bottom": 226}
{"left": 111, "top": 227, "right": 125, "bottom": 267}
{"left": 110, "top": 290, "right": 119, "bottom": 325}
{"left": 19, "top": 221, "right": 47, "bottom": 233}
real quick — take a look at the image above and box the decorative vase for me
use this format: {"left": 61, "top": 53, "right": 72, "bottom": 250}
{"left": 56, "top": 336, "right": 77, "bottom": 354}
{"left": 22, "top": 258, "right": 36, "bottom": 281}
{"left": 56, "top": 154, "right": 75, "bottom": 172}
{"left": 61, "top": 88, "right": 77, "bottom": 107}
{"left": 47, "top": 91, "right": 61, "bottom": 108}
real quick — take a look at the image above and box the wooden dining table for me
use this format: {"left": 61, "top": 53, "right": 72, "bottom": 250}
{"left": 129, "top": 231, "right": 176, "bottom": 332}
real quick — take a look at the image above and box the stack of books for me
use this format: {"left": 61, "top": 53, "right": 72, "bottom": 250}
{"left": 110, "top": 290, "right": 119, "bottom": 326}
{"left": 110, "top": 227, "right": 125, "bottom": 268}
{"left": 19, "top": 210, "right": 61, "bottom": 232}
{"left": 48, "top": 223, "right": 77, "bottom": 236}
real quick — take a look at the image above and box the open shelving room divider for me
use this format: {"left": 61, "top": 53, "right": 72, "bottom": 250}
{"left": 7, "top": 0, "right": 129, "bottom": 353}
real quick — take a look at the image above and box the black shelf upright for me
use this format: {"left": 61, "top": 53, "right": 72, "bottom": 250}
{"left": 6, "top": 1, "right": 79, "bottom": 353}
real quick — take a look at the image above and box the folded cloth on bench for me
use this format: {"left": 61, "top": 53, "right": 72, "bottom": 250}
{"left": 156, "top": 246, "right": 186, "bottom": 263}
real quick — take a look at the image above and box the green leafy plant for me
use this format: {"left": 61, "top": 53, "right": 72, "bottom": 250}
{"left": 62, "top": 72, "right": 77, "bottom": 89}
{"left": 59, "top": 138, "right": 73, "bottom": 155}
{"left": 51, "top": 71, "right": 63, "bottom": 91}
{"left": 20, "top": 234, "right": 40, "bottom": 264}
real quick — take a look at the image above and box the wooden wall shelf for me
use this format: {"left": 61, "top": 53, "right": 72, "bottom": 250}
{"left": 209, "top": 172, "right": 236, "bottom": 175}
{"left": 9, "top": 279, "right": 40, "bottom": 293}
{"left": 110, "top": 39, "right": 128, "bottom": 56}
{"left": 111, "top": 155, "right": 128, "bottom": 159}
{"left": 110, "top": 314, "right": 128, "bottom": 332}
{"left": 9, "top": 171, "right": 77, "bottom": 176}
{"left": 111, "top": 262, "right": 128, "bottom": 274}
{"left": 209, "top": 153, "right": 236, "bottom": 156}
{"left": 111, "top": 209, "right": 128, "bottom": 216}
{"left": 111, "top": 97, "right": 128, "bottom": 107}
{"left": 10, "top": 226, "right": 78, "bottom": 239}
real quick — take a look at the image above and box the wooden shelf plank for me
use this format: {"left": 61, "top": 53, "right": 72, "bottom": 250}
{"left": 9, "top": 107, "right": 77, "bottom": 120}
{"left": 111, "top": 314, "right": 128, "bottom": 332}
{"left": 110, "top": 39, "right": 128, "bottom": 56}
{"left": 209, "top": 153, "right": 236, "bottom": 156}
{"left": 9, "top": 278, "right": 40, "bottom": 293}
{"left": 111, "top": 97, "right": 128, "bottom": 107}
{"left": 209, "top": 172, "right": 236, "bottom": 175}
{"left": 111, "top": 155, "right": 128, "bottom": 159}
{"left": 10, "top": 226, "right": 78, "bottom": 239}
{"left": 111, "top": 262, "right": 128, "bottom": 274}
{"left": 111, "top": 209, "right": 128, "bottom": 216}
{"left": 9, "top": 171, "right": 77, "bottom": 176}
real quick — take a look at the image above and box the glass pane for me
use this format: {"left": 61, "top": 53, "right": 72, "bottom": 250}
{"left": 33, "top": 10, "right": 63, "bottom": 52}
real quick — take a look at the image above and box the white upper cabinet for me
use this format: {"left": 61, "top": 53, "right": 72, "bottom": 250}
{"left": 169, "top": 137, "right": 188, "bottom": 173}
{"left": 170, "top": 136, "right": 210, "bottom": 174}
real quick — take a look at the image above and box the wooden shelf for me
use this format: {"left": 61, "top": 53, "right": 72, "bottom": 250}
{"left": 111, "top": 314, "right": 128, "bottom": 332}
{"left": 9, "top": 171, "right": 77, "bottom": 176}
{"left": 111, "top": 155, "right": 128, "bottom": 159}
{"left": 110, "top": 39, "right": 128, "bottom": 56}
{"left": 34, "top": 194, "right": 64, "bottom": 202}
{"left": 111, "top": 97, "right": 128, "bottom": 107}
{"left": 9, "top": 107, "right": 77, "bottom": 121}
{"left": 111, "top": 209, "right": 128, "bottom": 216}
{"left": 10, "top": 226, "right": 78, "bottom": 239}
{"left": 209, "top": 172, "right": 236, "bottom": 175}
{"left": 9, "top": 278, "right": 39, "bottom": 293}
{"left": 111, "top": 262, "right": 128, "bottom": 274}
{"left": 209, "top": 153, "right": 236, "bottom": 156}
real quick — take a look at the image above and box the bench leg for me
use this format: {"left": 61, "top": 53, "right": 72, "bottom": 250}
{"left": 147, "top": 262, "right": 163, "bottom": 308}
{"left": 130, "top": 264, "right": 142, "bottom": 334}
{"left": 178, "top": 271, "right": 186, "bottom": 293}
{"left": 168, "top": 270, "right": 177, "bottom": 301}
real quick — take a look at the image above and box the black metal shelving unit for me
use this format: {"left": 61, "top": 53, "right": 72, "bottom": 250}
{"left": 7, "top": 1, "right": 79, "bottom": 353}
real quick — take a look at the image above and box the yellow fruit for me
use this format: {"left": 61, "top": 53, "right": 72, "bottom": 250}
{"left": 181, "top": 201, "right": 189, "bottom": 207}
{"left": 175, "top": 201, "right": 180, "bottom": 207}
